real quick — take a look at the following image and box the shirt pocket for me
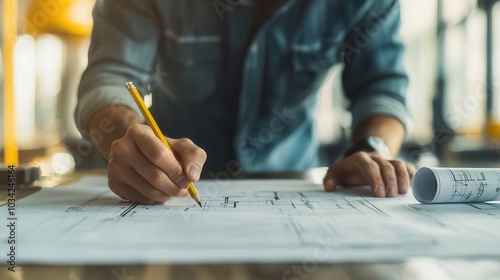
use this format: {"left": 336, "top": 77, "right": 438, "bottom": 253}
{"left": 281, "top": 38, "right": 342, "bottom": 108}
{"left": 290, "top": 38, "right": 341, "bottom": 73}
{"left": 161, "top": 31, "right": 224, "bottom": 101}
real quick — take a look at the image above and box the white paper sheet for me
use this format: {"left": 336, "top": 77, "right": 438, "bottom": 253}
{"left": 2, "top": 176, "right": 500, "bottom": 264}
{"left": 412, "top": 167, "right": 500, "bottom": 203}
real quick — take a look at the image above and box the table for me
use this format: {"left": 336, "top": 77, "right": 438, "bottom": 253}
{"left": 1, "top": 170, "right": 499, "bottom": 280}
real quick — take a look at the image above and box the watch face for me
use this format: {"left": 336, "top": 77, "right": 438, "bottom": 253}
{"left": 367, "top": 136, "right": 391, "bottom": 157}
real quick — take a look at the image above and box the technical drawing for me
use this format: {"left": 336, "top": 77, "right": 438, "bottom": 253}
{"left": 446, "top": 169, "right": 500, "bottom": 202}
{"left": 5, "top": 176, "right": 500, "bottom": 264}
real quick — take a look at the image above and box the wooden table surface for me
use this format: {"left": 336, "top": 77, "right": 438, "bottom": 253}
{"left": 1, "top": 258, "right": 500, "bottom": 280}
{"left": 1, "top": 170, "right": 500, "bottom": 280}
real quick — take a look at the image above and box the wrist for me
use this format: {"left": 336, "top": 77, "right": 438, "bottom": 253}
{"left": 343, "top": 136, "right": 392, "bottom": 159}
{"left": 87, "top": 105, "right": 141, "bottom": 160}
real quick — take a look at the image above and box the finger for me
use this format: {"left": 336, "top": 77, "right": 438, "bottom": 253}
{"left": 406, "top": 163, "right": 417, "bottom": 183}
{"left": 351, "top": 152, "right": 386, "bottom": 197}
{"left": 111, "top": 132, "right": 188, "bottom": 197}
{"left": 116, "top": 142, "right": 190, "bottom": 197}
{"left": 108, "top": 171, "right": 156, "bottom": 204}
{"left": 127, "top": 125, "right": 190, "bottom": 189}
{"left": 130, "top": 154, "right": 189, "bottom": 197}
{"left": 170, "top": 138, "right": 207, "bottom": 182}
{"left": 109, "top": 156, "right": 186, "bottom": 202}
{"left": 370, "top": 155, "right": 397, "bottom": 197}
{"left": 332, "top": 152, "right": 385, "bottom": 197}
{"left": 390, "top": 159, "right": 409, "bottom": 194}
{"left": 323, "top": 166, "right": 338, "bottom": 192}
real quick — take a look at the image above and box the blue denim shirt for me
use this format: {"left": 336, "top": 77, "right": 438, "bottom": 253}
{"left": 76, "top": 0, "right": 411, "bottom": 172}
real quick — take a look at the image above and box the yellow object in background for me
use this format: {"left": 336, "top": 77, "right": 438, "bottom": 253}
{"left": 3, "top": 0, "right": 19, "bottom": 166}
{"left": 24, "top": 0, "right": 94, "bottom": 37}
{"left": 487, "top": 119, "right": 500, "bottom": 140}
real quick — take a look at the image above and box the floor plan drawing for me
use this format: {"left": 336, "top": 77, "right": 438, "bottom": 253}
{"left": 2, "top": 176, "right": 500, "bottom": 264}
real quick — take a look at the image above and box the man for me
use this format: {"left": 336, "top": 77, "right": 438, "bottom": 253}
{"left": 76, "top": 0, "right": 415, "bottom": 204}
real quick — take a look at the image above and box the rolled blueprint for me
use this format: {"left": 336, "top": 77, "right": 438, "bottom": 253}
{"left": 412, "top": 167, "right": 500, "bottom": 203}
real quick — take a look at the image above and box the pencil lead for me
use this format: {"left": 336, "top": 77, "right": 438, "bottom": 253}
{"left": 197, "top": 201, "right": 203, "bottom": 208}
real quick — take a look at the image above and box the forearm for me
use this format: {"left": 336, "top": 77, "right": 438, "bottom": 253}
{"left": 351, "top": 114, "right": 405, "bottom": 157}
{"left": 87, "top": 105, "right": 141, "bottom": 161}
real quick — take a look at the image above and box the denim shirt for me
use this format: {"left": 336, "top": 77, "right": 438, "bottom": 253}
{"left": 76, "top": 0, "right": 411, "bottom": 172}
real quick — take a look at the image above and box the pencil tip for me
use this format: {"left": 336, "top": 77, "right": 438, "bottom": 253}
{"left": 197, "top": 202, "right": 202, "bottom": 208}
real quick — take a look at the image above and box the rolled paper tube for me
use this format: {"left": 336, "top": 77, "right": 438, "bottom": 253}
{"left": 412, "top": 167, "right": 500, "bottom": 204}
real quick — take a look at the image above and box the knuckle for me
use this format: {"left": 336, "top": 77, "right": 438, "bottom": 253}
{"left": 178, "top": 138, "right": 193, "bottom": 147}
{"left": 353, "top": 151, "right": 369, "bottom": 160}
{"left": 128, "top": 123, "right": 144, "bottom": 134}
{"left": 391, "top": 159, "right": 406, "bottom": 169}
{"left": 366, "top": 160, "right": 380, "bottom": 171}
{"left": 196, "top": 148, "right": 207, "bottom": 161}
{"left": 166, "top": 164, "right": 184, "bottom": 181}
{"left": 148, "top": 170, "right": 164, "bottom": 187}
{"left": 189, "top": 147, "right": 207, "bottom": 162}
{"left": 111, "top": 139, "right": 125, "bottom": 154}
{"left": 383, "top": 162, "right": 395, "bottom": 173}
{"left": 350, "top": 152, "right": 372, "bottom": 166}
{"left": 149, "top": 148, "right": 170, "bottom": 165}
{"left": 126, "top": 124, "right": 140, "bottom": 137}
{"left": 127, "top": 124, "right": 150, "bottom": 141}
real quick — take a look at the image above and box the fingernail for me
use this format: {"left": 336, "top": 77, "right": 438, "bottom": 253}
{"left": 189, "top": 165, "right": 201, "bottom": 181}
{"left": 376, "top": 186, "right": 385, "bottom": 197}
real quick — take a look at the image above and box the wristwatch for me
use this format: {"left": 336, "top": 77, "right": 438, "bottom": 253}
{"left": 343, "top": 136, "right": 392, "bottom": 158}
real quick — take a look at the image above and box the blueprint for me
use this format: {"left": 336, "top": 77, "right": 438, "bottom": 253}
{"left": 413, "top": 167, "right": 500, "bottom": 203}
{"left": 2, "top": 176, "right": 500, "bottom": 264}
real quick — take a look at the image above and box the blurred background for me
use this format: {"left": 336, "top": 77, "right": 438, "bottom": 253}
{"left": 1, "top": 0, "right": 499, "bottom": 176}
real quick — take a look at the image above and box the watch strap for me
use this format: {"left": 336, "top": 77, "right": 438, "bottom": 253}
{"left": 343, "top": 136, "right": 391, "bottom": 158}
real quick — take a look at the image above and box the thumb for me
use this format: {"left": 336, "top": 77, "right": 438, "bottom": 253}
{"left": 169, "top": 138, "right": 207, "bottom": 182}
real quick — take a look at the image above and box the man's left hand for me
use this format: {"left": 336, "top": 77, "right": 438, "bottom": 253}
{"left": 323, "top": 151, "right": 416, "bottom": 197}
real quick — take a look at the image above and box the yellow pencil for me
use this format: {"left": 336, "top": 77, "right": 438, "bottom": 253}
{"left": 125, "top": 81, "right": 202, "bottom": 207}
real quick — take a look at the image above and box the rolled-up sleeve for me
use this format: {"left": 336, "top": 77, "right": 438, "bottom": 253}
{"left": 341, "top": 0, "right": 413, "bottom": 135}
{"left": 75, "top": 0, "right": 160, "bottom": 136}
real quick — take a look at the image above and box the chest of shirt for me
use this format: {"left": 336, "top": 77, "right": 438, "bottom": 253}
{"left": 150, "top": 0, "right": 372, "bottom": 69}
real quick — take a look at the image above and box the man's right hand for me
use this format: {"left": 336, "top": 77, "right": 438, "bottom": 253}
{"left": 107, "top": 124, "right": 207, "bottom": 204}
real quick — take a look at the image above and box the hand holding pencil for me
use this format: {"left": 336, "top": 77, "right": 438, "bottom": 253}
{"left": 105, "top": 82, "right": 207, "bottom": 205}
